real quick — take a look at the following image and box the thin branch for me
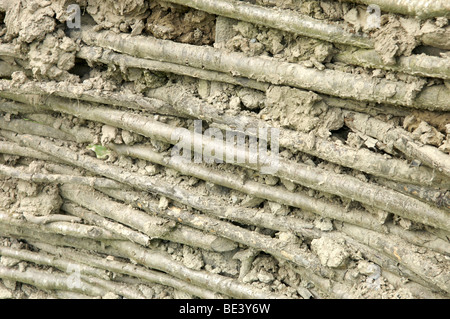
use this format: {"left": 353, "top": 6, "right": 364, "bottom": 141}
{"left": 0, "top": 140, "right": 56, "bottom": 162}
{"left": 77, "top": 27, "right": 450, "bottom": 110}
{"left": 0, "top": 164, "right": 124, "bottom": 189}
{"left": 0, "top": 223, "right": 286, "bottom": 299}
{"left": 147, "top": 85, "right": 446, "bottom": 187}
{"left": 59, "top": 184, "right": 176, "bottom": 239}
{"left": 339, "top": 0, "right": 450, "bottom": 19}
{"left": 337, "top": 222, "right": 450, "bottom": 294}
{"left": 22, "top": 213, "right": 82, "bottom": 225}
{"left": 1, "top": 103, "right": 448, "bottom": 233}
{"left": 0, "top": 211, "right": 121, "bottom": 241}
{"left": 0, "top": 245, "right": 110, "bottom": 280}
{"left": 110, "top": 144, "right": 450, "bottom": 256}
{"left": 98, "top": 186, "right": 335, "bottom": 279}
{"left": 375, "top": 177, "right": 450, "bottom": 211}
{"left": 78, "top": 45, "right": 269, "bottom": 92}
{"left": 162, "top": 0, "right": 373, "bottom": 48}
{"left": 60, "top": 184, "right": 238, "bottom": 253}
{"left": 344, "top": 111, "right": 450, "bottom": 178}
{"left": 334, "top": 49, "right": 450, "bottom": 80}
{"left": 61, "top": 202, "right": 152, "bottom": 247}
{"left": 33, "top": 242, "right": 227, "bottom": 299}
{"left": 0, "top": 265, "right": 107, "bottom": 297}
{"left": 110, "top": 143, "right": 383, "bottom": 235}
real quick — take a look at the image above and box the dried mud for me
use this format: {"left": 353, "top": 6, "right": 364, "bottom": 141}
{"left": 0, "top": 0, "right": 449, "bottom": 300}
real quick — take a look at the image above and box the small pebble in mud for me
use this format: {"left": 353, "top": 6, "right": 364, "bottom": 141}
{"left": 311, "top": 237, "right": 349, "bottom": 269}
{"left": 280, "top": 178, "right": 296, "bottom": 192}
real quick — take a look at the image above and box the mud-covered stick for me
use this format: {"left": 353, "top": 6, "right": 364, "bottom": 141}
{"left": 59, "top": 184, "right": 176, "bottom": 239}
{"left": 339, "top": 0, "right": 450, "bottom": 19}
{"left": 0, "top": 265, "right": 107, "bottom": 297}
{"left": 0, "top": 164, "right": 124, "bottom": 189}
{"left": 0, "top": 245, "right": 110, "bottom": 281}
{"left": 344, "top": 111, "right": 450, "bottom": 178}
{"left": 78, "top": 27, "right": 450, "bottom": 111}
{"left": 334, "top": 49, "right": 450, "bottom": 80}
{"left": 60, "top": 184, "right": 238, "bottom": 253}
{"left": 61, "top": 202, "right": 152, "bottom": 247}
{"left": 110, "top": 143, "right": 383, "bottom": 235}
{"left": 1, "top": 103, "right": 449, "bottom": 232}
{"left": 63, "top": 201, "right": 238, "bottom": 253}
{"left": 0, "top": 210, "right": 119, "bottom": 241}
{"left": 147, "top": 85, "right": 446, "bottom": 187}
{"left": 3, "top": 80, "right": 444, "bottom": 187}
{"left": 98, "top": 186, "right": 334, "bottom": 279}
{"left": 77, "top": 45, "right": 269, "bottom": 92}
{"left": 337, "top": 222, "right": 450, "bottom": 294}
{"left": 163, "top": 0, "right": 373, "bottom": 48}
{"left": 33, "top": 243, "right": 227, "bottom": 299}
{"left": 106, "top": 240, "right": 290, "bottom": 299}
{"left": 0, "top": 224, "right": 287, "bottom": 299}
{"left": 0, "top": 140, "right": 58, "bottom": 162}
{"left": 375, "top": 178, "right": 450, "bottom": 211}
{"left": 109, "top": 143, "right": 450, "bottom": 256}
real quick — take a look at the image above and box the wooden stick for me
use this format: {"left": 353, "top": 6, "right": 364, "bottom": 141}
{"left": 33, "top": 243, "right": 227, "bottom": 299}
{"left": 375, "top": 178, "right": 450, "bottom": 211}
{"left": 0, "top": 265, "right": 107, "bottom": 297}
{"left": 0, "top": 211, "right": 120, "bottom": 241}
{"left": 98, "top": 186, "right": 335, "bottom": 279}
{"left": 162, "top": 0, "right": 373, "bottom": 48}
{"left": 344, "top": 111, "right": 450, "bottom": 177}
{"left": 0, "top": 245, "right": 110, "bottom": 280}
{"left": 60, "top": 184, "right": 238, "bottom": 253}
{"left": 338, "top": 222, "right": 450, "bottom": 293}
{"left": 77, "top": 28, "right": 450, "bottom": 110}
{"left": 77, "top": 45, "right": 269, "bottom": 92}
{"left": 61, "top": 202, "right": 152, "bottom": 247}
{"left": 2, "top": 106, "right": 448, "bottom": 232}
{"left": 147, "top": 85, "right": 446, "bottom": 187}
{"left": 334, "top": 49, "right": 450, "bottom": 80}
{"left": 0, "top": 223, "right": 287, "bottom": 299}
{"left": 339, "top": 0, "right": 450, "bottom": 19}
{"left": 0, "top": 164, "right": 124, "bottom": 189}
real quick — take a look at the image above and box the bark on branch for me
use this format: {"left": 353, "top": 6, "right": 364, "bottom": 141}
{"left": 32, "top": 242, "right": 227, "bottom": 299}
{"left": 147, "top": 85, "right": 447, "bottom": 187}
{"left": 60, "top": 184, "right": 237, "bottom": 252}
{"left": 0, "top": 210, "right": 120, "bottom": 241}
{"left": 0, "top": 164, "right": 124, "bottom": 189}
{"left": 1, "top": 99, "right": 448, "bottom": 233}
{"left": 77, "top": 45, "right": 269, "bottom": 92}
{"left": 61, "top": 202, "right": 152, "bottom": 247}
{"left": 344, "top": 111, "right": 450, "bottom": 178}
{"left": 334, "top": 49, "right": 450, "bottom": 80}
{"left": 339, "top": 0, "right": 450, "bottom": 19}
{"left": 337, "top": 222, "right": 450, "bottom": 294}
{"left": 76, "top": 28, "right": 450, "bottom": 111}
{"left": 98, "top": 186, "right": 334, "bottom": 279}
{"left": 0, "top": 265, "right": 107, "bottom": 297}
{"left": 0, "top": 223, "right": 287, "bottom": 299}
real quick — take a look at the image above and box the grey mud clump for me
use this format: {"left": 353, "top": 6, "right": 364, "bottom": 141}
{"left": 0, "top": 0, "right": 448, "bottom": 301}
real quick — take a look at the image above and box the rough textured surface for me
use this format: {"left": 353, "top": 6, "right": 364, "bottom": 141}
{"left": 0, "top": 0, "right": 449, "bottom": 301}
{"left": 146, "top": 2, "right": 215, "bottom": 45}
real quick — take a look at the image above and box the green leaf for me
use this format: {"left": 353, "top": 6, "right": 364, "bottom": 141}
{"left": 87, "top": 144, "right": 111, "bottom": 159}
